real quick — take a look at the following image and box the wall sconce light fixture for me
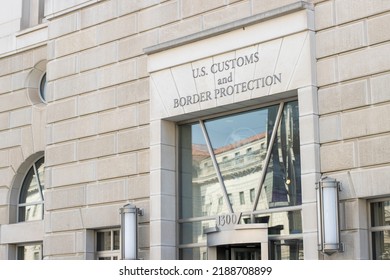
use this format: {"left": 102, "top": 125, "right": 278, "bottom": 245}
{"left": 120, "top": 204, "right": 144, "bottom": 260}
{"left": 316, "top": 177, "right": 344, "bottom": 255}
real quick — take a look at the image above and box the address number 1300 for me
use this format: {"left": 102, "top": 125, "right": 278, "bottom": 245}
{"left": 216, "top": 213, "right": 242, "bottom": 228}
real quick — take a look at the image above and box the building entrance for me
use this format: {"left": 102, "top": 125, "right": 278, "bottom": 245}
{"left": 206, "top": 223, "right": 268, "bottom": 260}
{"left": 217, "top": 244, "right": 261, "bottom": 260}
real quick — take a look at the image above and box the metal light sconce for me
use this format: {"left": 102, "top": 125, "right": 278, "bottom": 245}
{"left": 316, "top": 177, "right": 344, "bottom": 255}
{"left": 120, "top": 204, "right": 144, "bottom": 260}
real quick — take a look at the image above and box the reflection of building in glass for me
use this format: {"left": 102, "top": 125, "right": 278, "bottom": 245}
{"left": 385, "top": 207, "right": 390, "bottom": 259}
{"left": 192, "top": 133, "right": 267, "bottom": 215}
{"left": 371, "top": 201, "right": 390, "bottom": 260}
{"left": 18, "top": 158, "right": 45, "bottom": 222}
{"left": 179, "top": 102, "right": 302, "bottom": 259}
{"left": 17, "top": 244, "right": 42, "bottom": 260}
{"left": 386, "top": 207, "right": 390, "bottom": 259}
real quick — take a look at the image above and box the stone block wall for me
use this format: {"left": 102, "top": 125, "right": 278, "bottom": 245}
{"left": 2, "top": 0, "right": 389, "bottom": 260}
{"left": 0, "top": 43, "right": 47, "bottom": 258}
{"left": 316, "top": 0, "right": 390, "bottom": 259}
{"left": 43, "top": 0, "right": 309, "bottom": 260}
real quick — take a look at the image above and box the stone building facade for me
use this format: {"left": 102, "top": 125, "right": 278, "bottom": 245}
{"left": 0, "top": 0, "right": 389, "bottom": 260}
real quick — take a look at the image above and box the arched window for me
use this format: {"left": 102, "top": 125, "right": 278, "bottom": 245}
{"left": 18, "top": 157, "right": 45, "bottom": 222}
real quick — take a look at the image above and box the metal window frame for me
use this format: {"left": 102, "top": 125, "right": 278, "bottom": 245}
{"left": 176, "top": 99, "right": 303, "bottom": 259}
{"left": 95, "top": 228, "right": 121, "bottom": 260}
{"left": 368, "top": 197, "right": 390, "bottom": 260}
{"left": 179, "top": 101, "right": 287, "bottom": 218}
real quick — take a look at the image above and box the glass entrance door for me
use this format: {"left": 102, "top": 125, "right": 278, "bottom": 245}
{"left": 217, "top": 244, "right": 261, "bottom": 260}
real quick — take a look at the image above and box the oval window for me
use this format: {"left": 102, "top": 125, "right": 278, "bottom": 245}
{"left": 39, "top": 73, "right": 47, "bottom": 102}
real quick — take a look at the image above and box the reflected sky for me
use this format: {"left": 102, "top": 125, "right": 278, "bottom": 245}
{"left": 203, "top": 109, "right": 271, "bottom": 148}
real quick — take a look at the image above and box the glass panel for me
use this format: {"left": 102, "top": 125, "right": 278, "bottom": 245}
{"left": 113, "top": 230, "right": 120, "bottom": 250}
{"left": 232, "top": 247, "right": 261, "bottom": 260}
{"left": 371, "top": 200, "right": 390, "bottom": 227}
{"left": 18, "top": 204, "right": 43, "bottom": 222}
{"left": 19, "top": 167, "right": 41, "bottom": 204}
{"left": 178, "top": 101, "right": 302, "bottom": 251}
{"left": 217, "top": 244, "right": 262, "bottom": 260}
{"left": 97, "top": 231, "right": 111, "bottom": 251}
{"left": 372, "top": 231, "right": 390, "bottom": 260}
{"left": 179, "top": 123, "right": 229, "bottom": 219}
{"left": 256, "top": 101, "right": 301, "bottom": 210}
{"left": 270, "top": 239, "right": 303, "bottom": 260}
{"left": 239, "top": 191, "right": 245, "bottom": 205}
{"left": 242, "top": 210, "right": 302, "bottom": 235}
{"left": 204, "top": 105, "right": 278, "bottom": 213}
{"left": 179, "top": 220, "right": 215, "bottom": 245}
{"left": 40, "top": 73, "right": 47, "bottom": 101}
{"left": 371, "top": 200, "right": 390, "bottom": 260}
{"left": 35, "top": 157, "right": 45, "bottom": 197}
{"left": 17, "top": 246, "right": 24, "bottom": 260}
{"left": 17, "top": 244, "right": 42, "bottom": 260}
{"left": 250, "top": 188, "right": 255, "bottom": 202}
{"left": 179, "top": 247, "right": 207, "bottom": 260}
{"left": 18, "top": 158, "right": 45, "bottom": 222}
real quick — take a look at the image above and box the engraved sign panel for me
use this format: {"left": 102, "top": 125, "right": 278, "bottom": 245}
{"left": 150, "top": 31, "right": 312, "bottom": 120}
